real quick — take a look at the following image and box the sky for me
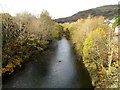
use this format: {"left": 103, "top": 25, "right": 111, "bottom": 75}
{"left": 0, "top": 0, "right": 119, "bottom": 19}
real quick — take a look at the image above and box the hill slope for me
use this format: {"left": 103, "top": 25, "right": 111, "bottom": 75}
{"left": 55, "top": 5, "right": 118, "bottom": 23}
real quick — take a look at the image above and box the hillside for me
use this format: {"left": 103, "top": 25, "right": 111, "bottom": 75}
{"left": 55, "top": 5, "right": 118, "bottom": 23}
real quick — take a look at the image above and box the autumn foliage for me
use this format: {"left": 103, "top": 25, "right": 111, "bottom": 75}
{"left": 2, "top": 11, "right": 63, "bottom": 75}
{"left": 62, "top": 16, "right": 119, "bottom": 88}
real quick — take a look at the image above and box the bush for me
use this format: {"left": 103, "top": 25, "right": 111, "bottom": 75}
{"left": 2, "top": 11, "right": 63, "bottom": 75}
{"left": 62, "top": 16, "right": 118, "bottom": 88}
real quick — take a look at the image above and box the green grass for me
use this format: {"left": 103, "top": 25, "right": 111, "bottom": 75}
{"left": 92, "top": 8, "right": 106, "bottom": 10}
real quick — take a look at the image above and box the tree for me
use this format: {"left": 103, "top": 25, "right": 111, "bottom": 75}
{"left": 112, "top": 16, "right": 120, "bottom": 28}
{"left": 69, "top": 16, "right": 106, "bottom": 56}
{"left": 83, "top": 28, "right": 108, "bottom": 71}
{"left": 2, "top": 11, "right": 64, "bottom": 75}
{"left": 2, "top": 13, "right": 19, "bottom": 45}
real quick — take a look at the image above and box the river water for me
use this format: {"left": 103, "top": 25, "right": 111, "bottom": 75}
{"left": 3, "top": 38, "right": 93, "bottom": 88}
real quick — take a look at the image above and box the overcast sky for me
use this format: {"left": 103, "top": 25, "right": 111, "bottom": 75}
{"left": 0, "top": 0, "right": 119, "bottom": 19}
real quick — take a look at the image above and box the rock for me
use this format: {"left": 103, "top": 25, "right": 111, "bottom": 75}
{"left": 58, "top": 60, "right": 61, "bottom": 62}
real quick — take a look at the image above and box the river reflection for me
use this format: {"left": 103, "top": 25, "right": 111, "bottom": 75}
{"left": 3, "top": 37, "right": 93, "bottom": 88}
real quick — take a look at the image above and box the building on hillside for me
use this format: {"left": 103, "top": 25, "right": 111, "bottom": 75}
{"left": 104, "top": 19, "right": 115, "bottom": 28}
{"left": 113, "top": 25, "right": 120, "bottom": 40}
{"left": 114, "top": 25, "right": 120, "bottom": 36}
{"left": 114, "top": 25, "right": 120, "bottom": 39}
{"left": 109, "top": 19, "right": 115, "bottom": 24}
{"left": 104, "top": 19, "right": 115, "bottom": 23}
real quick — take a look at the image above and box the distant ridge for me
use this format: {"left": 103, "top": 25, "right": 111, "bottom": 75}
{"left": 55, "top": 4, "right": 119, "bottom": 23}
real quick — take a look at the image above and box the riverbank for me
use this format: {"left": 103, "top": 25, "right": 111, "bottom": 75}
{"left": 61, "top": 16, "right": 119, "bottom": 88}
{"left": 2, "top": 39, "right": 58, "bottom": 82}
{"left": 2, "top": 12, "right": 64, "bottom": 77}
{"left": 3, "top": 38, "right": 93, "bottom": 88}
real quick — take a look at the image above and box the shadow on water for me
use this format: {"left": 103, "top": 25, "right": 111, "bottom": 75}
{"left": 75, "top": 57, "right": 93, "bottom": 88}
{"left": 3, "top": 37, "right": 94, "bottom": 89}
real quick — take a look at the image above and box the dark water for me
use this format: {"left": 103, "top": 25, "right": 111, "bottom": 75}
{"left": 3, "top": 38, "right": 93, "bottom": 88}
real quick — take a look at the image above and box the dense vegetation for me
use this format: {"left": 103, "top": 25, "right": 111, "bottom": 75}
{"left": 2, "top": 11, "right": 63, "bottom": 75}
{"left": 112, "top": 16, "right": 120, "bottom": 28}
{"left": 55, "top": 5, "right": 118, "bottom": 23}
{"left": 61, "top": 16, "right": 119, "bottom": 88}
{"left": 1, "top": 9, "right": 119, "bottom": 88}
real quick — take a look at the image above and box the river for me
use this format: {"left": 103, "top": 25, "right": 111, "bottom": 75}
{"left": 3, "top": 37, "right": 93, "bottom": 88}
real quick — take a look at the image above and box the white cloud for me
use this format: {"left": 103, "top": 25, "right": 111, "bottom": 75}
{"left": 0, "top": 0, "right": 119, "bottom": 19}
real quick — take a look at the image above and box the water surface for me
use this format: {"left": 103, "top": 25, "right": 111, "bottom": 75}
{"left": 3, "top": 38, "right": 93, "bottom": 88}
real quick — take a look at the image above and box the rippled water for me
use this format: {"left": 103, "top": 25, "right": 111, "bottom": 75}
{"left": 3, "top": 37, "right": 93, "bottom": 88}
